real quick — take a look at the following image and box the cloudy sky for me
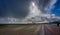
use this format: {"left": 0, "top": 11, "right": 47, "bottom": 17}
{"left": 0, "top": 0, "right": 59, "bottom": 18}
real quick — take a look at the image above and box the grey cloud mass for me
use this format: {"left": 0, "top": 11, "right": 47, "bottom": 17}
{"left": 0, "top": 0, "right": 30, "bottom": 18}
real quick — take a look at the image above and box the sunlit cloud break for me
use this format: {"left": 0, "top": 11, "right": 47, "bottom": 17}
{"left": 22, "top": 0, "right": 58, "bottom": 23}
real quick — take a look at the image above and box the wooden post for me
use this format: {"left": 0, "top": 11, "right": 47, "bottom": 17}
{"left": 57, "top": 23, "right": 59, "bottom": 27}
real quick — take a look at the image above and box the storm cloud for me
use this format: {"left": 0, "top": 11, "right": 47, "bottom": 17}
{"left": 0, "top": 0, "right": 57, "bottom": 18}
{"left": 0, "top": 0, "right": 30, "bottom": 18}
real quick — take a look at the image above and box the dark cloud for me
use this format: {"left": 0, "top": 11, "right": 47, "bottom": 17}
{"left": 38, "top": 0, "right": 51, "bottom": 13}
{"left": 0, "top": 0, "right": 30, "bottom": 18}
